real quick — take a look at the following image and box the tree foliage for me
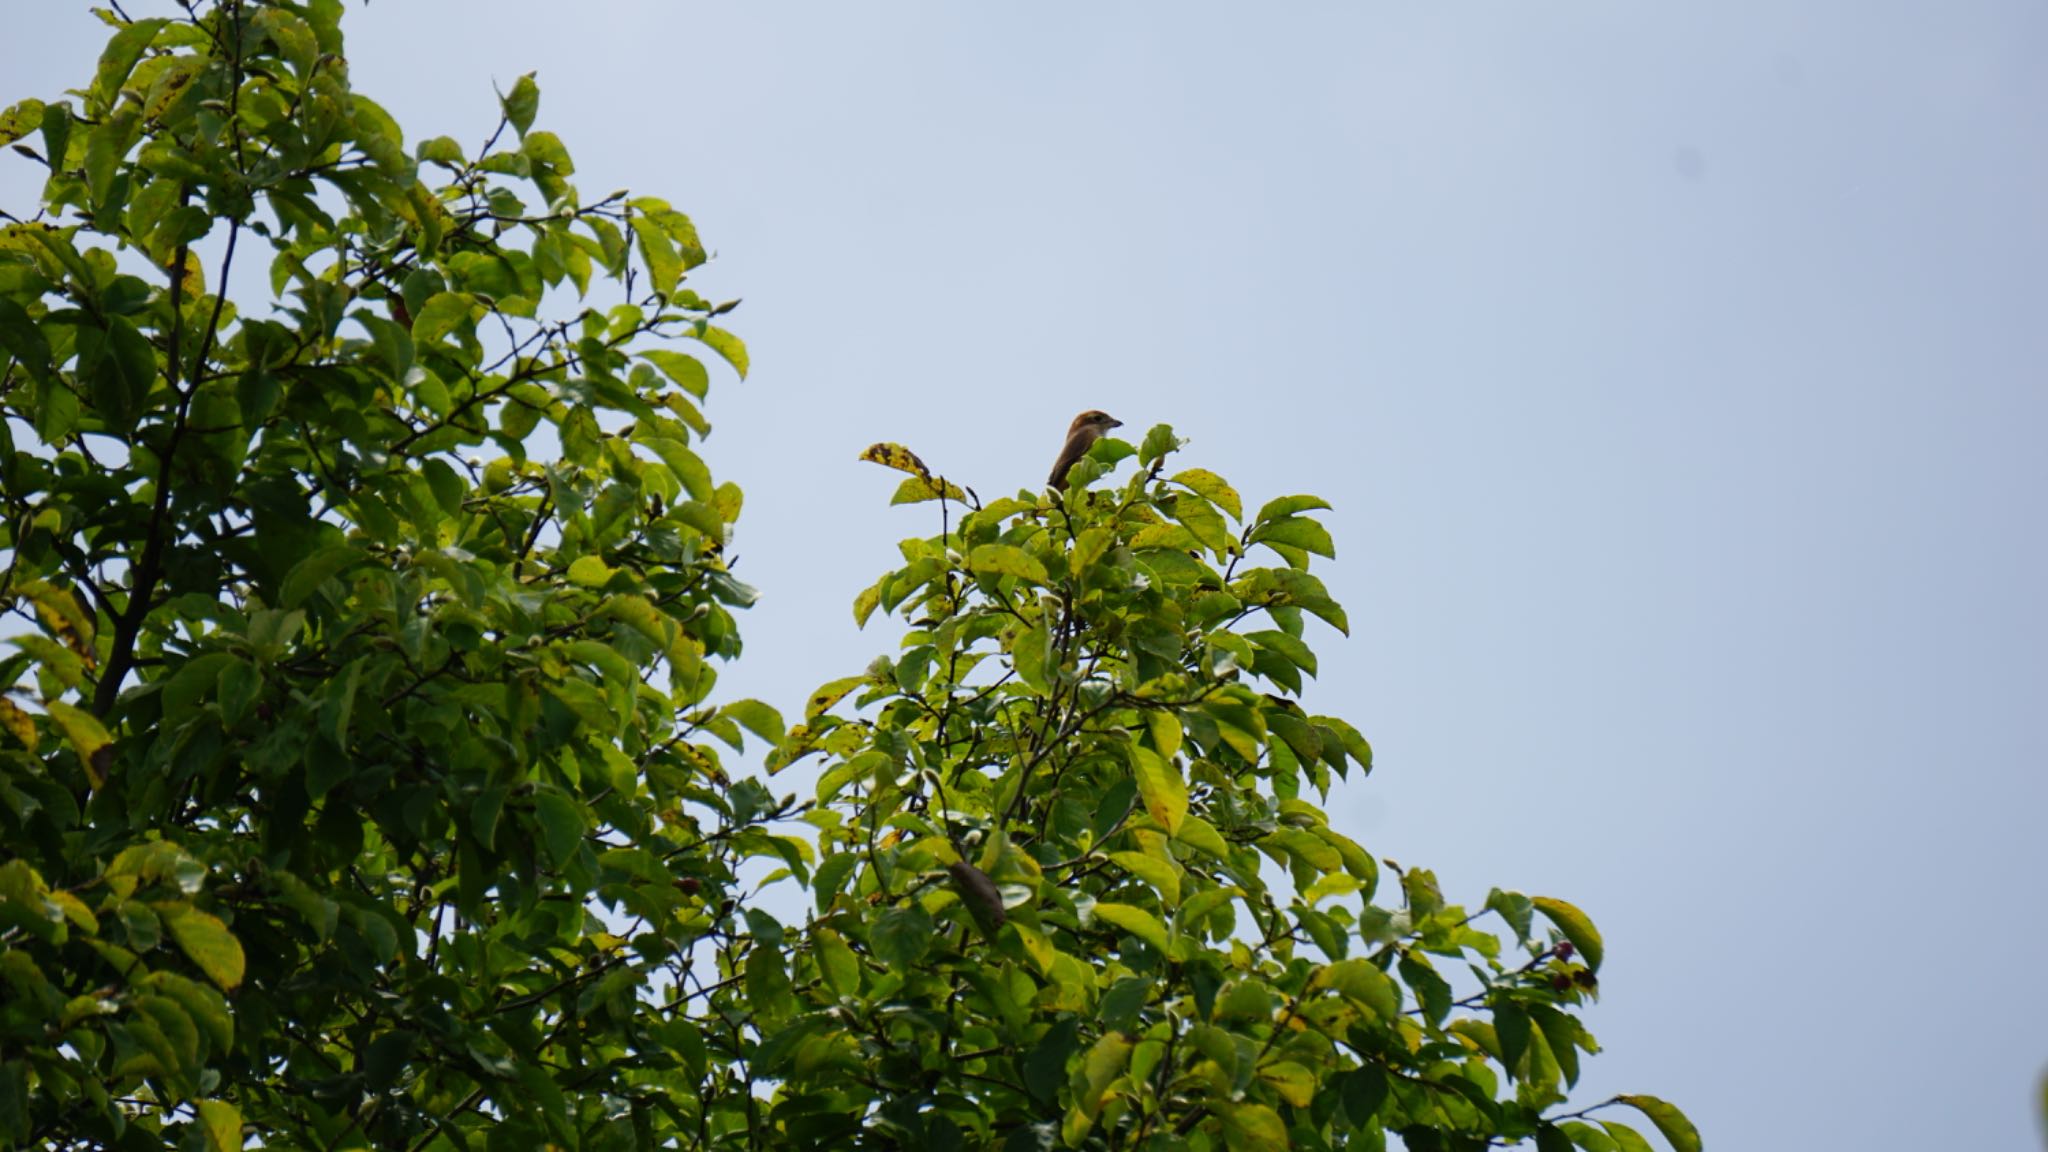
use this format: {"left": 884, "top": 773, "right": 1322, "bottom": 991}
{"left": 0, "top": 4, "right": 1698, "bottom": 1151}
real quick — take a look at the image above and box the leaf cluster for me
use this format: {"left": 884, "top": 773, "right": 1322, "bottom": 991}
{"left": 0, "top": 4, "right": 1699, "bottom": 1152}
{"left": 735, "top": 434, "right": 1696, "bottom": 1151}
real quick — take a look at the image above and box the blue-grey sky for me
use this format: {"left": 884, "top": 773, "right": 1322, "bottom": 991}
{"left": 8, "top": 4, "right": 2046, "bottom": 1148}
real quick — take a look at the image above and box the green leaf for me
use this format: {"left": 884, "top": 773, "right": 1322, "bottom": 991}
{"left": 532, "top": 791, "right": 585, "bottom": 866}
{"left": 1024, "top": 1018, "right": 1080, "bottom": 1101}
{"left": 279, "top": 545, "right": 367, "bottom": 609}
{"left": 871, "top": 903, "right": 934, "bottom": 970}
{"left": 1398, "top": 952, "right": 1453, "bottom": 1024}
{"left": 83, "top": 312, "right": 156, "bottom": 432}
{"left": 1250, "top": 515, "right": 1336, "bottom": 559}
{"left": 1614, "top": 1096, "right": 1701, "bottom": 1152}
{"left": 1091, "top": 902, "right": 1168, "bottom": 953}
{"left": 1128, "top": 745, "right": 1186, "bottom": 837}
{"left": 814, "top": 927, "right": 860, "bottom": 997}
{"left": 418, "top": 135, "right": 464, "bottom": 166}
{"left": 1313, "top": 958, "right": 1398, "bottom": 1020}
{"left": 501, "top": 72, "right": 540, "bottom": 135}
{"left": 160, "top": 904, "right": 245, "bottom": 991}
{"left": 1560, "top": 1121, "right": 1620, "bottom": 1152}
{"left": 631, "top": 216, "right": 681, "bottom": 297}
{"left": 720, "top": 699, "right": 785, "bottom": 746}
{"left": 411, "top": 291, "right": 479, "bottom": 343}
{"left": 0, "top": 298, "right": 53, "bottom": 385}
{"left": 92, "top": 18, "right": 166, "bottom": 112}
{"left": 968, "top": 544, "right": 1048, "bottom": 585}
{"left": 1138, "top": 423, "right": 1181, "bottom": 465}
{"left": 1109, "top": 851, "right": 1180, "bottom": 907}
{"left": 1255, "top": 494, "right": 1332, "bottom": 523}
{"left": 1598, "top": 1121, "right": 1658, "bottom": 1152}
{"left": 567, "top": 555, "right": 616, "bottom": 588}
{"left": 688, "top": 324, "right": 749, "bottom": 378}
{"left": 1532, "top": 896, "right": 1604, "bottom": 971}
{"left": 1011, "top": 621, "right": 1051, "bottom": 694}
{"left": 318, "top": 659, "right": 362, "bottom": 753}
{"left": 545, "top": 678, "right": 615, "bottom": 733}
{"left": 1337, "top": 1064, "right": 1388, "bottom": 1127}
{"left": 1172, "top": 814, "right": 1232, "bottom": 861}
{"left": 642, "top": 349, "right": 710, "bottom": 399}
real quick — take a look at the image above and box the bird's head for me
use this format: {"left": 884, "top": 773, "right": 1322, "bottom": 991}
{"left": 1069, "top": 410, "right": 1123, "bottom": 437}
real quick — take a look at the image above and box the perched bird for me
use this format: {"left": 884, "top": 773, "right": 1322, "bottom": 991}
{"left": 1047, "top": 410, "right": 1123, "bottom": 489}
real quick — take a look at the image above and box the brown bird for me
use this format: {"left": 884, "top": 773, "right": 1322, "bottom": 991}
{"left": 1047, "top": 410, "right": 1123, "bottom": 489}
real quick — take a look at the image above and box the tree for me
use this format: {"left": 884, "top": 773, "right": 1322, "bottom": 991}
{"left": 0, "top": 4, "right": 1700, "bottom": 1151}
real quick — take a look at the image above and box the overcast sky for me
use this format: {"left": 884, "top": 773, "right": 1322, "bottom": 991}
{"left": 7, "top": 4, "right": 2047, "bottom": 1148}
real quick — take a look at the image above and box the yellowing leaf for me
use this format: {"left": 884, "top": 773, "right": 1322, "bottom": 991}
{"left": 968, "top": 544, "right": 1049, "bottom": 585}
{"left": 803, "top": 675, "right": 866, "bottom": 720}
{"left": 852, "top": 582, "right": 881, "bottom": 628}
{"left": 194, "top": 1100, "right": 242, "bottom": 1152}
{"left": 20, "top": 579, "right": 96, "bottom": 661}
{"left": 1079, "top": 1030, "right": 1132, "bottom": 1106}
{"left": 1532, "top": 896, "right": 1605, "bottom": 971}
{"left": 891, "top": 475, "right": 967, "bottom": 505}
{"left": 1616, "top": 1096, "right": 1702, "bottom": 1152}
{"left": 859, "top": 441, "right": 930, "bottom": 479}
{"left": 1171, "top": 468, "right": 1243, "bottom": 520}
{"left": 1146, "top": 710, "right": 1183, "bottom": 761}
{"left": 160, "top": 904, "right": 245, "bottom": 991}
{"left": 0, "top": 698, "right": 36, "bottom": 749}
{"left": 46, "top": 889, "right": 97, "bottom": 935}
{"left": 1128, "top": 745, "right": 1186, "bottom": 837}
{"left": 566, "top": 555, "right": 615, "bottom": 588}
{"left": 1219, "top": 1100, "right": 1289, "bottom": 1151}
{"left": 1092, "top": 902, "right": 1169, "bottom": 953}
{"left": 1009, "top": 919, "right": 1056, "bottom": 976}
{"left": 1173, "top": 494, "right": 1231, "bottom": 556}
{"left": 43, "top": 700, "right": 110, "bottom": 787}
{"left": 1258, "top": 1061, "right": 1316, "bottom": 1108}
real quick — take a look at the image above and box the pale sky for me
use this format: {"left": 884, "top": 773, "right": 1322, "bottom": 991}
{"left": 6, "top": 4, "right": 2046, "bottom": 1149}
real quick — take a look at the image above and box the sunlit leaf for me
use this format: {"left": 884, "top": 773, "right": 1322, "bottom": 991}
{"left": 1615, "top": 1096, "right": 1702, "bottom": 1152}
{"left": 1091, "top": 902, "right": 1169, "bottom": 953}
{"left": 160, "top": 905, "right": 245, "bottom": 991}
{"left": 1532, "top": 896, "right": 1605, "bottom": 971}
{"left": 1129, "top": 744, "right": 1187, "bottom": 837}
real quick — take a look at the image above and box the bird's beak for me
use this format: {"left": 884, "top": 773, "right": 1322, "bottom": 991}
{"left": 1108, "top": 418, "right": 1123, "bottom": 429}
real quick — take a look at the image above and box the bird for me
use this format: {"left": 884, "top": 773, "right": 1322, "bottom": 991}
{"left": 1047, "top": 410, "right": 1123, "bottom": 490}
